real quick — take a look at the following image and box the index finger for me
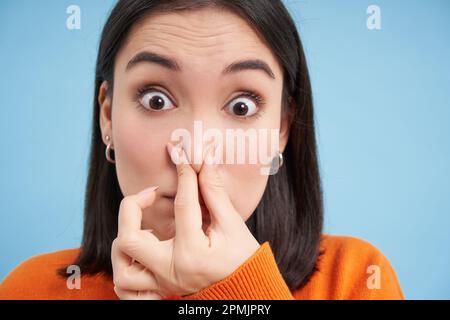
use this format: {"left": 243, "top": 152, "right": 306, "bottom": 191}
{"left": 118, "top": 186, "right": 159, "bottom": 237}
{"left": 167, "top": 142, "right": 204, "bottom": 243}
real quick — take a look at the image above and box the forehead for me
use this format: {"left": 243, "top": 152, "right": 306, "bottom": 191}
{"left": 116, "top": 7, "right": 282, "bottom": 77}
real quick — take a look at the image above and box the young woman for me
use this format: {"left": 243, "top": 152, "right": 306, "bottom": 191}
{"left": 0, "top": 0, "right": 404, "bottom": 300}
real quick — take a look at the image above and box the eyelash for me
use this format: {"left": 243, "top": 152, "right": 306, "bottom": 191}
{"left": 235, "top": 91, "right": 266, "bottom": 120}
{"left": 134, "top": 85, "right": 266, "bottom": 120}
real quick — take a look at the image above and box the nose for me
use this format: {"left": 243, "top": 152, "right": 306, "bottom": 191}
{"left": 183, "top": 140, "right": 210, "bottom": 174}
{"left": 173, "top": 117, "right": 219, "bottom": 174}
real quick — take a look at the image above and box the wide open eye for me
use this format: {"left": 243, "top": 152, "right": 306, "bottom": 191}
{"left": 224, "top": 96, "right": 259, "bottom": 118}
{"left": 138, "top": 89, "right": 175, "bottom": 111}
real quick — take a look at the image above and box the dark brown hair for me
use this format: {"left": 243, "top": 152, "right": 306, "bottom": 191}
{"left": 60, "top": 0, "right": 323, "bottom": 292}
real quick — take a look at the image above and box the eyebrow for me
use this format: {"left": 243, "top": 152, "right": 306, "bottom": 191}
{"left": 126, "top": 51, "right": 276, "bottom": 80}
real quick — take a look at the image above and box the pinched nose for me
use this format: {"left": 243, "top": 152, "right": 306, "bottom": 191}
{"left": 189, "top": 160, "right": 203, "bottom": 174}
{"left": 180, "top": 142, "right": 214, "bottom": 174}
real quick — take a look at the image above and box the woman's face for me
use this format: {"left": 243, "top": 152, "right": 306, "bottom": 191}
{"left": 99, "top": 7, "right": 291, "bottom": 241}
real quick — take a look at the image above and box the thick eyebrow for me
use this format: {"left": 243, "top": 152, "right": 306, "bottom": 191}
{"left": 126, "top": 51, "right": 181, "bottom": 72}
{"left": 126, "top": 51, "right": 276, "bottom": 80}
{"left": 222, "top": 59, "right": 276, "bottom": 80}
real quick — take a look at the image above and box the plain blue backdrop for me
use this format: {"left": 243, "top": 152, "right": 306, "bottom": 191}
{"left": 0, "top": 0, "right": 449, "bottom": 299}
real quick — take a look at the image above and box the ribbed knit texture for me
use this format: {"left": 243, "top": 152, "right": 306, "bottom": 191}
{"left": 176, "top": 242, "right": 293, "bottom": 300}
{"left": 0, "top": 234, "right": 405, "bottom": 300}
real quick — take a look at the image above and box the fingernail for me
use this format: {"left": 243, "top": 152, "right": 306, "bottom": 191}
{"left": 138, "top": 186, "right": 159, "bottom": 197}
{"left": 167, "top": 142, "right": 180, "bottom": 164}
{"left": 176, "top": 143, "right": 188, "bottom": 164}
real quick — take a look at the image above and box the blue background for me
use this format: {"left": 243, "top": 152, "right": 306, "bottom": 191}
{"left": 0, "top": 0, "right": 449, "bottom": 299}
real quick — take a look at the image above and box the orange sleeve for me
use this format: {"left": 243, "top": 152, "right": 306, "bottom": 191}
{"left": 0, "top": 248, "right": 118, "bottom": 300}
{"left": 340, "top": 236, "right": 404, "bottom": 300}
{"left": 0, "top": 254, "right": 61, "bottom": 299}
{"left": 360, "top": 246, "right": 405, "bottom": 300}
{"left": 169, "top": 241, "right": 294, "bottom": 300}
{"left": 1, "top": 236, "right": 404, "bottom": 300}
{"left": 293, "top": 235, "right": 405, "bottom": 300}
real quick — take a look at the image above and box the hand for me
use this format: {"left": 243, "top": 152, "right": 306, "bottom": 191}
{"left": 111, "top": 141, "right": 261, "bottom": 298}
{"left": 111, "top": 188, "right": 164, "bottom": 300}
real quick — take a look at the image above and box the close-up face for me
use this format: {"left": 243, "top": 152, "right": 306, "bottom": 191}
{"left": 6, "top": 0, "right": 441, "bottom": 302}
{"left": 98, "top": 7, "right": 290, "bottom": 241}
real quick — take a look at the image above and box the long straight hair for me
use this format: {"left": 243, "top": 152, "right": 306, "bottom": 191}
{"left": 60, "top": 0, "right": 323, "bottom": 291}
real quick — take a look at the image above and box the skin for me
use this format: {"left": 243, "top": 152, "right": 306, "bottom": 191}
{"left": 98, "top": 7, "right": 292, "bottom": 299}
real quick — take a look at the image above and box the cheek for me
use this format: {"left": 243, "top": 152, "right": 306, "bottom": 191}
{"left": 218, "top": 123, "right": 281, "bottom": 220}
{"left": 220, "top": 134, "right": 275, "bottom": 220}
{"left": 223, "top": 163, "right": 269, "bottom": 220}
{"left": 111, "top": 108, "right": 171, "bottom": 196}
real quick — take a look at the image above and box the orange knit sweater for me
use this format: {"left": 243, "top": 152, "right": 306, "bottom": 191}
{"left": 0, "top": 234, "right": 404, "bottom": 300}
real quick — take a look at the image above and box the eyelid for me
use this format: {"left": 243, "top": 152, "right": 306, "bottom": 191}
{"left": 224, "top": 91, "right": 266, "bottom": 109}
{"left": 135, "top": 87, "right": 178, "bottom": 113}
{"left": 136, "top": 85, "right": 177, "bottom": 106}
{"left": 222, "top": 91, "right": 266, "bottom": 120}
{"left": 135, "top": 84, "right": 265, "bottom": 117}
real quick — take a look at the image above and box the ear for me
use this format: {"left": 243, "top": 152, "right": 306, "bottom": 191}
{"left": 279, "top": 96, "right": 294, "bottom": 153}
{"left": 98, "top": 80, "right": 113, "bottom": 146}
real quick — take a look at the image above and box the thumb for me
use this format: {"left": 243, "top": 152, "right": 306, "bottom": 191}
{"left": 198, "top": 143, "right": 242, "bottom": 232}
{"left": 117, "top": 186, "right": 159, "bottom": 237}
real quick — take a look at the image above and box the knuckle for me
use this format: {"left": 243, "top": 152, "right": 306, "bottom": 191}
{"left": 111, "top": 238, "right": 120, "bottom": 257}
{"left": 111, "top": 238, "right": 119, "bottom": 251}
{"left": 119, "top": 196, "right": 135, "bottom": 212}
{"left": 198, "top": 169, "right": 223, "bottom": 192}
{"left": 177, "top": 164, "right": 189, "bottom": 178}
{"left": 113, "top": 286, "right": 124, "bottom": 299}
{"left": 173, "top": 196, "right": 188, "bottom": 210}
{"left": 113, "top": 273, "right": 129, "bottom": 289}
{"left": 115, "top": 269, "right": 137, "bottom": 290}
{"left": 116, "top": 233, "right": 141, "bottom": 253}
{"left": 173, "top": 195, "right": 196, "bottom": 211}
